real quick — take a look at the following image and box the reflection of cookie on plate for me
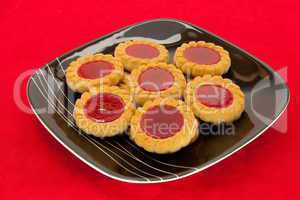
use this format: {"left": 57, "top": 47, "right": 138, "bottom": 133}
{"left": 73, "top": 86, "right": 134, "bottom": 137}
{"left": 231, "top": 55, "right": 259, "bottom": 83}
{"left": 174, "top": 41, "right": 231, "bottom": 77}
{"left": 128, "top": 62, "right": 186, "bottom": 105}
{"left": 130, "top": 98, "right": 198, "bottom": 154}
{"left": 114, "top": 40, "right": 168, "bottom": 71}
{"left": 66, "top": 54, "right": 124, "bottom": 93}
{"left": 185, "top": 75, "right": 245, "bottom": 124}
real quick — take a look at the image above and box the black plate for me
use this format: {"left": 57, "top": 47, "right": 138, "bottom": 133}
{"left": 27, "top": 19, "right": 290, "bottom": 183}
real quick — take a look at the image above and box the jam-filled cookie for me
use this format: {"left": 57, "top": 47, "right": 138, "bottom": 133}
{"left": 114, "top": 40, "right": 168, "bottom": 71}
{"left": 185, "top": 75, "right": 245, "bottom": 124}
{"left": 130, "top": 98, "right": 198, "bottom": 154}
{"left": 174, "top": 41, "right": 231, "bottom": 77}
{"left": 66, "top": 54, "right": 124, "bottom": 93}
{"left": 73, "top": 86, "right": 134, "bottom": 137}
{"left": 128, "top": 63, "right": 186, "bottom": 105}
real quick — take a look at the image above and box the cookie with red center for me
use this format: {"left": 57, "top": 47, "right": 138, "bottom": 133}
{"left": 174, "top": 41, "right": 231, "bottom": 77}
{"left": 73, "top": 86, "right": 134, "bottom": 137}
{"left": 128, "top": 63, "right": 186, "bottom": 105}
{"left": 185, "top": 75, "right": 245, "bottom": 124}
{"left": 114, "top": 40, "right": 168, "bottom": 71}
{"left": 130, "top": 98, "right": 198, "bottom": 154}
{"left": 66, "top": 54, "right": 124, "bottom": 93}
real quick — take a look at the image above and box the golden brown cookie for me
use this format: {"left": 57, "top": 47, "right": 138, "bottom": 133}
{"left": 130, "top": 98, "right": 199, "bottom": 154}
{"left": 128, "top": 62, "right": 186, "bottom": 105}
{"left": 174, "top": 41, "right": 231, "bottom": 77}
{"left": 185, "top": 75, "right": 245, "bottom": 124}
{"left": 114, "top": 40, "right": 168, "bottom": 71}
{"left": 66, "top": 54, "right": 123, "bottom": 93}
{"left": 73, "top": 86, "right": 134, "bottom": 137}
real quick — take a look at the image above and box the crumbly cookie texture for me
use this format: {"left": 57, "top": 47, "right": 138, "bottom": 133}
{"left": 114, "top": 40, "right": 168, "bottom": 71}
{"left": 73, "top": 86, "right": 134, "bottom": 137}
{"left": 128, "top": 62, "right": 186, "bottom": 105}
{"left": 174, "top": 41, "right": 231, "bottom": 77}
{"left": 185, "top": 75, "right": 245, "bottom": 124}
{"left": 130, "top": 98, "right": 199, "bottom": 154}
{"left": 118, "top": 72, "right": 131, "bottom": 90}
{"left": 66, "top": 54, "right": 124, "bottom": 93}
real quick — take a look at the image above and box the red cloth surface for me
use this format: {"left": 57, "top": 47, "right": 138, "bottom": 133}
{"left": 1, "top": 0, "right": 299, "bottom": 199}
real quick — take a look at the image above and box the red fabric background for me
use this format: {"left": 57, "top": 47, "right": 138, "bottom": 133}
{"left": 1, "top": 0, "right": 299, "bottom": 199}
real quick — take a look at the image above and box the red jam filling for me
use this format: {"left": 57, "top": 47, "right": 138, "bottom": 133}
{"left": 84, "top": 93, "right": 124, "bottom": 123}
{"left": 125, "top": 44, "right": 159, "bottom": 59}
{"left": 140, "top": 105, "right": 184, "bottom": 139}
{"left": 138, "top": 67, "right": 174, "bottom": 92}
{"left": 195, "top": 84, "right": 233, "bottom": 108}
{"left": 78, "top": 61, "right": 114, "bottom": 79}
{"left": 183, "top": 46, "right": 220, "bottom": 65}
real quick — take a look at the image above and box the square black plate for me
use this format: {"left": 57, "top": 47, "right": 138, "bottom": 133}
{"left": 27, "top": 19, "right": 290, "bottom": 183}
